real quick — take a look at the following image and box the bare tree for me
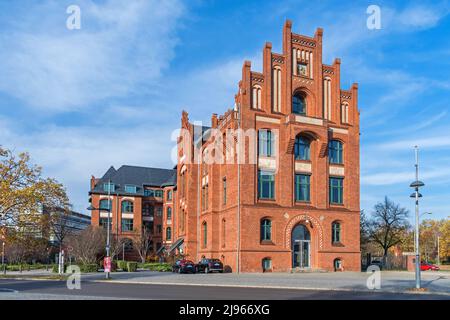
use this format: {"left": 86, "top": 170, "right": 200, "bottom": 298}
{"left": 134, "top": 227, "right": 153, "bottom": 263}
{"left": 67, "top": 226, "right": 105, "bottom": 265}
{"left": 368, "top": 197, "right": 410, "bottom": 264}
{"left": 108, "top": 234, "right": 126, "bottom": 261}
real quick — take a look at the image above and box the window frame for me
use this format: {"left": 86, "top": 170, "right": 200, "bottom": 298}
{"left": 295, "top": 174, "right": 311, "bottom": 202}
{"left": 294, "top": 136, "right": 311, "bottom": 161}
{"left": 329, "top": 177, "right": 344, "bottom": 205}
{"left": 329, "top": 140, "right": 344, "bottom": 164}
{"left": 332, "top": 221, "right": 342, "bottom": 244}
{"left": 258, "top": 170, "right": 275, "bottom": 200}
{"left": 258, "top": 129, "right": 274, "bottom": 157}
{"left": 121, "top": 218, "right": 134, "bottom": 232}
{"left": 121, "top": 200, "right": 134, "bottom": 213}
{"left": 292, "top": 93, "right": 306, "bottom": 115}
{"left": 260, "top": 219, "right": 272, "bottom": 242}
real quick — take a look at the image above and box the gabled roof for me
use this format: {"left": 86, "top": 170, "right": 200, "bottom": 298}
{"left": 90, "top": 165, "right": 176, "bottom": 196}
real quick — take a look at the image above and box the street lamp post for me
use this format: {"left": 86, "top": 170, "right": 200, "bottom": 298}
{"left": 2, "top": 241, "right": 5, "bottom": 274}
{"left": 88, "top": 179, "right": 112, "bottom": 280}
{"left": 410, "top": 146, "right": 425, "bottom": 290}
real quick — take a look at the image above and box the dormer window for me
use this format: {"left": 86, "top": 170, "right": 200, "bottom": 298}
{"left": 103, "top": 182, "right": 115, "bottom": 193}
{"left": 124, "top": 185, "right": 137, "bottom": 193}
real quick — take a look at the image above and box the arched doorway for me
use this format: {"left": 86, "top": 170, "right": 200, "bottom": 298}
{"left": 291, "top": 224, "right": 311, "bottom": 268}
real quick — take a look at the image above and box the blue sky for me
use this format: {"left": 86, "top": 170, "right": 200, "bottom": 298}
{"left": 0, "top": 0, "right": 449, "bottom": 221}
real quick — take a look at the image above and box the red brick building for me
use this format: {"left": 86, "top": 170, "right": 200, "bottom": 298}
{"left": 89, "top": 165, "right": 177, "bottom": 259}
{"left": 90, "top": 20, "right": 361, "bottom": 272}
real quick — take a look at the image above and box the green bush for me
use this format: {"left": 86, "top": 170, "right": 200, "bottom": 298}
{"left": 117, "top": 260, "right": 128, "bottom": 271}
{"left": 51, "top": 264, "right": 67, "bottom": 273}
{"left": 127, "top": 262, "right": 138, "bottom": 272}
{"left": 137, "top": 263, "right": 171, "bottom": 272}
{"left": 78, "top": 264, "right": 98, "bottom": 273}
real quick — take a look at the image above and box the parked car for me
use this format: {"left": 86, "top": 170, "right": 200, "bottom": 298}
{"left": 420, "top": 263, "right": 440, "bottom": 271}
{"left": 196, "top": 258, "right": 223, "bottom": 273}
{"left": 172, "top": 259, "right": 196, "bottom": 274}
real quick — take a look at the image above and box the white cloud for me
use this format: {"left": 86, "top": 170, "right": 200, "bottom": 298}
{"left": 0, "top": 0, "right": 184, "bottom": 112}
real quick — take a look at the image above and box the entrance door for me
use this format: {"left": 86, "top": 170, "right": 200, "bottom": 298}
{"left": 292, "top": 224, "right": 311, "bottom": 268}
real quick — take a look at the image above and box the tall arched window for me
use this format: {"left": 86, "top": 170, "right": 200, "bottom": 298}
{"left": 252, "top": 85, "right": 262, "bottom": 109}
{"left": 329, "top": 140, "right": 343, "bottom": 164}
{"left": 272, "top": 67, "right": 282, "bottom": 112}
{"left": 167, "top": 207, "right": 172, "bottom": 220}
{"left": 121, "top": 200, "right": 133, "bottom": 213}
{"left": 166, "top": 227, "right": 172, "bottom": 241}
{"left": 222, "top": 219, "right": 226, "bottom": 248}
{"left": 202, "top": 222, "right": 207, "bottom": 248}
{"left": 99, "top": 199, "right": 111, "bottom": 211}
{"left": 332, "top": 221, "right": 341, "bottom": 243}
{"left": 260, "top": 219, "right": 272, "bottom": 242}
{"left": 292, "top": 93, "right": 306, "bottom": 115}
{"left": 294, "top": 136, "right": 310, "bottom": 160}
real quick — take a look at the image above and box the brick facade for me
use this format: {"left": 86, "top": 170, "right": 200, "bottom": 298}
{"left": 89, "top": 20, "right": 361, "bottom": 272}
{"left": 175, "top": 20, "right": 361, "bottom": 272}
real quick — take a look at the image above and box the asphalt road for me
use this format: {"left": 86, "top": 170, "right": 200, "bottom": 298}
{"left": 0, "top": 279, "right": 448, "bottom": 300}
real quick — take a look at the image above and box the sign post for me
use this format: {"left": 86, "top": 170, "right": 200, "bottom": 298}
{"left": 104, "top": 256, "right": 111, "bottom": 273}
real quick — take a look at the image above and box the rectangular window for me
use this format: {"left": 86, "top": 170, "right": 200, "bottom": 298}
{"left": 167, "top": 190, "right": 172, "bottom": 201}
{"left": 124, "top": 185, "right": 137, "bottom": 193}
{"left": 156, "top": 207, "right": 162, "bottom": 217}
{"left": 258, "top": 171, "right": 275, "bottom": 200}
{"left": 157, "top": 224, "right": 162, "bottom": 234}
{"left": 99, "top": 217, "right": 111, "bottom": 229}
{"left": 295, "top": 174, "right": 311, "bottom": 202}
{"left": 144, "top": 189, "right": 154, "bottom": 197}
{"left": 329, "top": 177, "right": 344, "bottom": 204}
{"left": 103, "top": 183, "right": 115, "bottom": 193}
{"left": 258, "top": 130, "right": 273, "bottom": 157}
{"left": 223, "top": 178, "right": 227, "bottom": 205}
{"left": 155, "top": 190, "right": 163, "bottom": 198}
{"left": 121, "top": 218, "right": 133, "bottom": 232}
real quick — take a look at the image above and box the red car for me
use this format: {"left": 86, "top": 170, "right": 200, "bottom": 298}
{"left": 420, "top": 263, "right": 440, "bottom": 271}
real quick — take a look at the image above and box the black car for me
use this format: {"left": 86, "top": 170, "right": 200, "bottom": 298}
{"left": 196, "top": 258, "right": 223, "bottom": 273}
{"left": 172, "top": 259, "right": 196, "bottom": 274}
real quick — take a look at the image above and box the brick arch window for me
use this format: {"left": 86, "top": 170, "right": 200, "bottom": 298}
{"left": 272, "top": 66, "right": 282, "bottom": 112}
{"left": 121, "top": 200, "right": 133, "bottom": 213}
{"left": 323, "top": 77, "right": 332, "bottom": 120}
{"left": 334, "top": 258, "right": 343, "bottom": 271}
{"left": 222, "top": 219, "right": 226, "bottom": 248}
{"left": 292, "top": 92, "right": 306, "bottom": 115}
{"left": 202, "top": 222, "right": 207, "bottom": 248}
{"left": 332, "top": 221, "right": 342, "bottom": 244}
{"left": 260, "top": 218, "right": 272, "bottom": 242}
{"left": 294, "top": 135, "right": 311, "bottom": 160}
{"left": 329, "top": 140, "right": 343, "bottom": 164}
{"left": 166, "top": 227, "right": 172, "bottom": 241}
{"left": 262, "top": 257, "right": 272, "bottom": 272}
{"left": 341, "top": 102, "right": 349, "bottom": 124}
{"left": 252, "top": 85, "right": 262, "bottom": 109}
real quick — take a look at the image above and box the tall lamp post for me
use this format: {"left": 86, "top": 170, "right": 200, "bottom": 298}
{"left": 410, "top": 146, "right": 425, "bottom": 289}
{"left": 88, "top": 179, "right": 112, "bottom": 279}
{"left": 2, "top": 241, "right": 5, "bottom": 274}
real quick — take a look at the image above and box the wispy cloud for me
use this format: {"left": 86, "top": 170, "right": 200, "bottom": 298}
{"left": 0, "top": 0, "right": 184, "bottom": 112}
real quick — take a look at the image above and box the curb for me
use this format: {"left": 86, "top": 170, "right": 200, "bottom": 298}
{"left": 91, "top": 280, "right": 450, "bottom": 296}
